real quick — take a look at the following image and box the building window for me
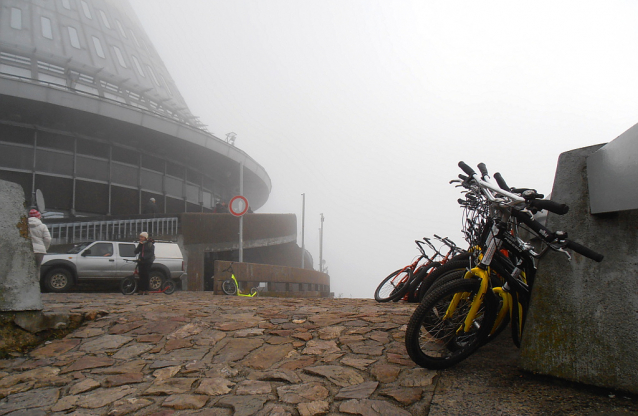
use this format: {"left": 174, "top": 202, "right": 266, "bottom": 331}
{"left": 68, "top": 26, "right": 80, "bottom": 49}
{"left": 146, "top": 65, "right": 160, "bottom": 86}
{"left": 130, "top": 30, "right": 141, "bottom": 47}
{"left": 115, "top": 20, "right": 127, "bottom": 38}
{"left": 99, "top": 10, "right": 111, "bottom": 29}
{"left": 81, "top": 1, "right": 92, "bottom": 19}
{"left": 10, "top": 8, "right": 22, "bottom": 30}
{"left": 41, "top": 17, "right": 53, "bottom": 39}
{"left": 113, "top": 46, "right": 126, "bottom": 68}
{"left": 131, "top": 56, "right": 144, "bottom": 77}
{"left": 61, "top": 0, "right": 71, "bottom": 10}
{"left": 92, "top": 36, "right": 105, "bottom": 58}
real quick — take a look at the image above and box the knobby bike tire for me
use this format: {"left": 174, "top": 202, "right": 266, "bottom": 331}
{"left": 163, "top": 280, "right": 176, "bottom": 295}
{"left": 405, "top": 278, "right": 497, "bottom": 370}
{"left": 120, "top": 276, "right": 137, "bottom": 295}
{"left": 406, "top": 263, "right": 438, "bottom": 303}
{"left": 415, "top": 256, "right": 472, "bottom": 302}
{"left": 374, "top": 268, "right": 411, "bottom": 302}
{"left": 222, "top": 279, "right": 237, "bottom": 295}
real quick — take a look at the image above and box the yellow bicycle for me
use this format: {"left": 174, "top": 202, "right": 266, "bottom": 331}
{"left": 220, "top": 263, "right": 259, "bottom": 297}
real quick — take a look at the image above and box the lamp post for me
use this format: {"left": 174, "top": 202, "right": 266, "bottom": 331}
{"left": 301, "top": 193, "right": 305, "bottom": 269}
{"left": 319, "top": 213, "right": 324, "bottom": 273}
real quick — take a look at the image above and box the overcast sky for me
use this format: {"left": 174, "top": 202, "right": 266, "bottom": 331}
{"left": 128, "top": 0, "right": 638, "bottom": 298}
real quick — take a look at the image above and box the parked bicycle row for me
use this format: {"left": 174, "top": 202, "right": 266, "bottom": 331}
{"left": 376, "top": 161, "right": 603, "bottom": 369}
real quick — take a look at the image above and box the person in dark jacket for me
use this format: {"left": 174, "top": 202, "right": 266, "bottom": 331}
{"left": 144, "top": 198, "right": 159, "bottom": 214}
{"left": 134, "top": 232, "right": 155, "bottom": 295}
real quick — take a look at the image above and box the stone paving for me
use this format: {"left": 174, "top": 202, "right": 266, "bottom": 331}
{"left": 0, "top": 293, "right": 431, "bottom": 415}
{"left": 1, "top": 293, "right": 637, "bottom": 416}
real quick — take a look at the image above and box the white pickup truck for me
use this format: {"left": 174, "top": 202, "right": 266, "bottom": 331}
{"left": 40, "top": 241, "right": 185, "bottom": 292}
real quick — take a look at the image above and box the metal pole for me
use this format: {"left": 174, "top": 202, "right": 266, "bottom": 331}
{"left": 301, "top": 193, "right": 305, "bottom": 268}
{"left": 319, "top": 213, "right": 324, "bottom": 273}
{"left": 239, "top": 161, "right": 244, "bottom": 263}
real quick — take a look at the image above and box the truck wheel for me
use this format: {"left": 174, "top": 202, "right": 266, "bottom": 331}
{"left": 149, "top": 271, "right": 165, "bottom": 291}
{"left": 44, "top": 268, "right": 73, "bottom": 293}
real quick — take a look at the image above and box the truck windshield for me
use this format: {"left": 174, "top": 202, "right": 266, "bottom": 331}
{"left": 67, "top": 242, "right": 92, "bottom": 254}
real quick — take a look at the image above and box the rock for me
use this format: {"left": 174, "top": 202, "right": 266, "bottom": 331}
{"left": 112, "top": 343, "right": 153, "bottom": 359}
{"left": 236, "top": 380, "right": 272, "bottom": 395}
{"left": 108, "top": 322, "right": 144, "bottom": 335}
{"left": 335, "top": 381, "right": 379, "bottom": 400}
{"left": 164, "top": 339, "right": 192, "bottom": 351}
{"left": 398, "top": 368, "right": 437, "bottom": 387}
{"left": 339, "top": 398, "right": 411, "bottom": 415}
{"left": 195, "top": 378, "right": 235, "bottom": 395}
{"left": 161, "top": 394, "right": 209, "bottom": 409}
{"left": 50, "top": 394, "right": 79, "bottom": 412}
{"left": 167, "top": 323, "right": 205, "bottom": 340}
{"left": 298, "top": 400, "right": 330, "bottom": 416}
{"left": 379, "top": 386, "right": 422, "bottom": 405}
{"left": 61, "top": 356, "right": 115, "bottom": 373}
{"left": 144, "top": 378, "right": 196, "bottom": 395}
{"left": 340, "top": 357, "right": 377, "bottom": 371}
{"left": 102, "top": 372, "right": 144, "bottom": 388}
{"left": 212, "top": 338, "right": 264, "bottom": 363}
{"left": 217, "top": 395, "right": 268, "bottom": 416}
{"left": 68, "top": 378, "right": 101, "bottom": 395}
{"left": 153, "top": 365, "right": 182, "bottom": 380}
{"left": 29, "top": 339, "right": 81, "bottom": 359}
{"left": 302, "top": 340, "right": 341, "bottom": 355}
{"left": 242, "top": 343, "right": 294, "bottom": 370}
{"left": 276, "top": 383, "right": 329, "bottom": 404}
{"left": 0, "top": 387, "right": 59, "bottom": 413}
{"left": 108, "top": 397, "right": 154, "bottom": 416}
{"left": 255, "top": 369, "right": 302, "bottom": 384}
{"left": 318, "top": 326, "right": 345, "bottom": 340}
{"left": 304, "top": 365, "right": 364, "bottom": 387}
{"left": 75, "top": 386, "right": 134, "bottom": 409}
{"left": 370, "top": 364, "right": 401, "bottom": 383}
{"left": 79, "top": 335, "right": 133, "bottom": 352}
{"left": 0, "top": 366, "right": 59, "bottom": 388}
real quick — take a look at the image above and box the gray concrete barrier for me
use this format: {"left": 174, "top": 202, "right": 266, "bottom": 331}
{"left": 519, "top": 144, "right": 638, "bottom": 394}
{"left": 0, "top": 180, "right": 43, "bottom": 311}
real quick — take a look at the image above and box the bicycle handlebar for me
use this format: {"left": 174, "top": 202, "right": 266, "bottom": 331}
{"left": 477, "top": 162, "right": 489, "bottom": 179}
{"left": 528, "top": 199, "right": 569, "bottom": 215}
{"left": 565, "top": 240, "right": 604, "bottom": 262}
{"left": 510, "top": 209, "right": 603, "bottom": 262}
{"left": 493, "top": 172, "right": 509, "bottom": 191}
{"left": 458, "top": 161, "right": 476, "bottom": 177}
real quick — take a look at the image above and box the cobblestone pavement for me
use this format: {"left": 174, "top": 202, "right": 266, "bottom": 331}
{"left": 1, "top": 293, "right": 637, "bottom": 416}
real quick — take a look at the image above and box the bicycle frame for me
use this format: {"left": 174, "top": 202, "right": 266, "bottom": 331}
{"left": 229, "top": 272, "right": 258, "bottom": 297}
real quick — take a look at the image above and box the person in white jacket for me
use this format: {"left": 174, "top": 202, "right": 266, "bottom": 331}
{"left": 28, "top": 209, "right": 51, "bottom": 269}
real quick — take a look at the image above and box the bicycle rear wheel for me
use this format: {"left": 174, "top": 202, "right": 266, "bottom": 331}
{"left": 163, "top": 280, "right": 176, "bottom": 295}
{"left": 222, "top": 279, "right": 237, "bottom": 295}
{"left": 120, "top": 276, "right": 137, "bottom": 295}
{"left": 250, "top": 287, "right": 259, "bottom": 297}
{"left": 374, "top": 268, "right": 411, "bottom": 302}
{"left": 405, "top": 278, "right": 497, "bottom": 370}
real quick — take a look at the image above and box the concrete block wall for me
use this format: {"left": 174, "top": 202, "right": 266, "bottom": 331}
{"left": 213, "top": 261, "right": 331, "bottom": 298}
{"left": 519, "top": 144, "right": 638, "bottom": 394}
{"left": 0, "top": 180, "right": 43, "bottom": 311}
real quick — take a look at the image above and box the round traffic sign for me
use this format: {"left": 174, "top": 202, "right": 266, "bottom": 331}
{"left": 229, "top": 195, "right": 249, "bottom": 217}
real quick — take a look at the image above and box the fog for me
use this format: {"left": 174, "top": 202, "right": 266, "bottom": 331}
{"left": 128, "top": 0, "right": 638, "bottom": 298}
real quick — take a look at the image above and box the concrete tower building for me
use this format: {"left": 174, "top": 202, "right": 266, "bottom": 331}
{"left": 0, "top": 0, "right": 270, "bottom": 216}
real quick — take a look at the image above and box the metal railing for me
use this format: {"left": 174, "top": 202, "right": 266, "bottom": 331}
{"left": 46, "top": 217, "right": 179, "bottom": 245}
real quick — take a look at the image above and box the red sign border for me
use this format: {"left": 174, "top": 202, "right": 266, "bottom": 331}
{"left": 229, "top": 195, "right": 249, "bottom": 217}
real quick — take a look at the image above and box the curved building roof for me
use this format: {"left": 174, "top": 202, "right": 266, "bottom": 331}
{"left": 0, "top": 0, "right": 270, "bottom": 211}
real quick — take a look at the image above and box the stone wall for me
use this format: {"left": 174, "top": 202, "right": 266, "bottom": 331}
{"left": 0, "top": 180, "right": 42, "bottom": 311}
{"left": 519, "top": 144, "right": 638, "bottom": 394}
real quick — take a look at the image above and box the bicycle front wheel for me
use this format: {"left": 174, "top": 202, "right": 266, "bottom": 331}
{"left": 405, "top": 278, "right": 497, "bottom": 370}
{"left": 163, "top": 280, "right": 176, "bottom": 295}
{"left": 222, "top": 279, "right": 237, "bottom": 295}
{"left": 374, "top": 268, "right": 411, "bottom": 302}
{"left": 120, "top": 276, "right": 137, "bottom": 295}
